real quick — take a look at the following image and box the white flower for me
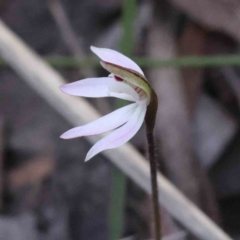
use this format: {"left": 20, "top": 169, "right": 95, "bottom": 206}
{"left": 60, "top": 46, "right": 152, "bottom": 161}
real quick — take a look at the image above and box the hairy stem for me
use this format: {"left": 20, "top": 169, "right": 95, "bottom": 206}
{"left": 147, "top": 131, "right": 161, "bottom": 240}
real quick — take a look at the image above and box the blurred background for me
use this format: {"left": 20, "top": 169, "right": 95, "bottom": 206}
{"left": 1, "top": 0, "right": 240, "bottom": 239}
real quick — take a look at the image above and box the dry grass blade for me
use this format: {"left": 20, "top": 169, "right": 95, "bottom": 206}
{"left": 0, "top": 19, "right": 233, "bottom": 240}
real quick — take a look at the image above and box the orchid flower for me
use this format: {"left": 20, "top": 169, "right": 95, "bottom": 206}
{"left": 60, "top": 46, "right": 157, "bottom": 161}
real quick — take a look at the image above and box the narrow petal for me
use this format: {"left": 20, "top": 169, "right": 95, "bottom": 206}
{"left": 60, "top": 77, "right": 114, "bottom": 97}
{"left": 61, "top": 77, "right": 139, "bottom": 101}
{"left": 85, "top": 103, "right": 147, "bottom": 161}
{"left": 60, "top": 103, "right": 137, "bottom": 139}
{"left": 91, "top": 46, "right": 144, "bottom": 76}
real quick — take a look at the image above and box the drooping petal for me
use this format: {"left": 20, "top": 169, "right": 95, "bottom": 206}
{"left": 109, "top": 81, "right": 139, "bottom": 102}
{"left": 60, "top": 77, "right": 114, "bottom": 97}
{"left": 91, "top": 46, "right": 144, "bottom": 76}
{"left": 85, "top": 103, "right": 147, "bottom": 161}
{"left": 60, "top": 103, "right": 137, "bottom": 139}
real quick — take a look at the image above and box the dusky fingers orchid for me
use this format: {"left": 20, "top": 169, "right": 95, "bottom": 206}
{"left": 60, "top": 46, "right": 157, "bottom": 161}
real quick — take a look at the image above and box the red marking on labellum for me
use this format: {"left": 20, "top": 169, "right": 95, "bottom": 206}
{"left": 134, "top": 87, "right": 141, "bottom": 93}
{"left": 114, "top": 75, "right": 124, "bottom": 82}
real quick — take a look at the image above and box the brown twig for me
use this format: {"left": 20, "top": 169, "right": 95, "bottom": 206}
{"left": 46, "top": 0, "right": 93, "bottom": 78}
{"left": 7, "top": 155, "right": 55, "bottom": 190}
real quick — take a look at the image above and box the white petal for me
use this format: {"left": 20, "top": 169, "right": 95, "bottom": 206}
{"left": 91, "top": 46, "right": 144, "bottom": 76}
{"left": 85, "top": 103, "right": 147, "bottom": 161}
{"left": 60, "top": 103, "right": 137, "bottom": 139}
{"left": 60, "top": 77, "right": 114, "bottom": 97}
{"left": 109, "top": 82, "right": 139, "bottom": 102}
{"left": 61, "top": 77, "right": 139, "bottom": 102}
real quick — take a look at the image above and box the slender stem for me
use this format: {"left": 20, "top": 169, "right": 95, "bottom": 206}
{"left": 2, "top": 54, "right": 240, "bottom": 69}
{"left": 11, "top": 54, "right": 240, "bottom": 69}
{"left": 109, "top": 167, "right": 127, "bottom": 240}
{"left": 146, "top": 131, "right": 161, "bottom": 240}
{"left": 109, "top": 1, "right": 137, "bottom": 239}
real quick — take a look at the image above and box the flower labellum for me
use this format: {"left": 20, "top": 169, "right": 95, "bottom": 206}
{"left": 60, "top": 46, "right": 158, "bottom": 161}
